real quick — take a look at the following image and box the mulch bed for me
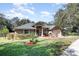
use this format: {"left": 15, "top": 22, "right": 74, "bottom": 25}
{"left": 24, "top": 42, "right": 35, "bottom": 46}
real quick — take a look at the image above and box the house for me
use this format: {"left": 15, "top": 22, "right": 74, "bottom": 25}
{"left": 14, "top": 22, "right": 62, "bottom": 37}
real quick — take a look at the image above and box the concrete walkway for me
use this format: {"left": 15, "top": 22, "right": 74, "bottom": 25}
{"left": 62, "top": 39, "right": 79, "bottom": 56}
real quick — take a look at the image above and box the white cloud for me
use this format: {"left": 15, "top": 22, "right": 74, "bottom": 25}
{"left": 31, "top": 7, "right": 35, "bottom": 10}
{"left": 5, "top": 9, "right": 28, "bottom": 19}
{"left": 13, "top": 3, "right": 27, "bottom": 7}
{"left": 5, "top": 3, "right": 35, "bottom": 19}
{"left": 13, "top": 3, "right": 22, "bottom": 6}
{"left": 25, "top": 9, "right": 34, "bottom": 14}
{"left": 12, "top": 3, "right": 35, "bottom": 15}
{"left": 41, "top": 11, "right": 50, "bottom": 16}
{"left": 10, "top": 9, "right": 15, "bottom": 13}
{"left": 17, "top": 6, "right": 35, "bottom": 15}
{"left": 52, "top": 12, "right": 56, "bottom": 15}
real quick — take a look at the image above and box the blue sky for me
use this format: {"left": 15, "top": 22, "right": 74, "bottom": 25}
{"left": 0, "top": 3, "right": 64, "bottom": 22}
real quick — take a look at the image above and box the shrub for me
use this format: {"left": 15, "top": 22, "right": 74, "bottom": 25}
{"left": 6, "top": 33, "right": 16, "bottom": 40}
{"left": 17, "top": 34, "right": 31, "bottom": 39}
{"left": 30, "top": 40, "right": 33, "bottom": 42}
{"left": 7, "top": 33, "right": 36, "bottom": 40}
{"left": 33, "top": 39, "right": 39, "bottom": 44}
{"left": 49, "top": 41, "right": 68, "bottom": 56}
{"left": 29, "top": 36, "right": 39, "bottom": 44}
{"left": 0, "top": 26, "right": 9, "bottom": 37}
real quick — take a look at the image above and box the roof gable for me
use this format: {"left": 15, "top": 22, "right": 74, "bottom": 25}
{"left": 15, "top": 22, "right": 55, "bottom": 30}
{"left": 15, "top": 23, "right": 36, "bottom": 30}
{"left": 33, "top": 21, "right": 47, "bottom": 26}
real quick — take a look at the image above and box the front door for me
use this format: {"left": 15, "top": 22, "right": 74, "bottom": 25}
{"left": 36, "top": 26, "right": 42, "bottom": 36}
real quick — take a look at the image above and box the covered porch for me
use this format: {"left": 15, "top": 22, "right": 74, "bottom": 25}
{"left": 34, "top": 25, "right": 49, "bottom": 36}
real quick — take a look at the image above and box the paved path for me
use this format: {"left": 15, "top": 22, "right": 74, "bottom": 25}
{"left": 62, "top": 39, "right": 79, "bottom": 56}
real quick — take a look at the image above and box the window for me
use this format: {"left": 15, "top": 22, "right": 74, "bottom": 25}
{"left": 25, "top": 30, "right": 29, "bottom": 34}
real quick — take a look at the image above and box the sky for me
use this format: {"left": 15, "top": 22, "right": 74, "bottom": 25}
{"left": 0, "top": 3, "right": 64, "bottom": 22}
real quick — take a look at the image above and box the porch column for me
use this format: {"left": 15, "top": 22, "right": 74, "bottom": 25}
{"left": 35, "top": 26, "right": 37, "bottom": 36}
{"left": 41, "top": 28, "right": 43, "bottom": 36}
{"left": 29, "top": 29, "right": 30, "bottom": 34}
{"left": 23, "top": 29, "right": 25, "bottom": 34}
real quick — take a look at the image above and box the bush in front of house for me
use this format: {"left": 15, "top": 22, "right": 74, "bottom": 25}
{"left": 29, "top": 39, "right": 38, "bottom": 44}
{"left": 24, "top": 36, "right": 39, "bottom": 46}
{"left": 7, "top": 33, "right": 14, "bottom": 40}
{"left": 17, "top": 34, "right": 31, "bottom": 39}
{"left": 29, "top": 37, "right": 39, "bottom": 44}
{"left": 0, "top": 26, "right": 9, "bottom": 37}
{"left": 7, "top": 33, "right": 38, "bottom": 40}
{"left": 48, "top": 41, "right": 69, "bottom": 56}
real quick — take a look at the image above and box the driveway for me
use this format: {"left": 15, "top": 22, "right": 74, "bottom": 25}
{"left": 62, "top": 39, "right": 79, "bottom": 56}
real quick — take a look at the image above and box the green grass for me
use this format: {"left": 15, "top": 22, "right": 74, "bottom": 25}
{"left": 0, "top": 36, "right": 79, "bottom": 56}
{"left": 0, "top": 42, "right": 65, "bottom": 56}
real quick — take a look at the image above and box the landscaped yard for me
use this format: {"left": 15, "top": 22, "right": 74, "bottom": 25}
{"left": 0, "top": 36, "right": 79, "bottom": 56}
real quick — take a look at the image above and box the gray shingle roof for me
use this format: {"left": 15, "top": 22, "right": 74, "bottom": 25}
{"left": 43, "top": 25, "right": 55, "bottom": 30}
{"left": 15, "top": 23, "right": 36, "bottom": 30}
{"left": 15, "top": 23, "right": 55, "bottom": 30}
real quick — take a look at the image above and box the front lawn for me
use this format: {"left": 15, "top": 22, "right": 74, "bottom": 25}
{"left": 0, "top": 41, "right": 66, "bottom": 56}
{"left": 0, "top": 36, "right": 79, "bottom": 56}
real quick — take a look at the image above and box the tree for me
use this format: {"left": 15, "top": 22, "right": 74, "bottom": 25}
{"left": 0, "top": 13, "right": 13, "bottom": 32}
{"left": 16, "top": 19, "right": 31, "bottom": 26}
{"left": 0, "top": 26, "right": 9, "bottom": 37}
{"left": 54, "top": 3, "right": 79, "bottom": 35}
{"left": 48, "top": 21, "right": 54, "bottom": 25}
{"left": 35, "top": 21, "right": 47, "bottom": 26}
{"left": 0, "top": 14, "right": 7, "bottom": 25}
{"left": 54, "top": 9, "right": 67, "bottom": 29}
{"left": 11, "top": 17, "right": 20, "bottom": 27}
{"left": 54, "top": 4, "right": 79, "bottom": 29}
